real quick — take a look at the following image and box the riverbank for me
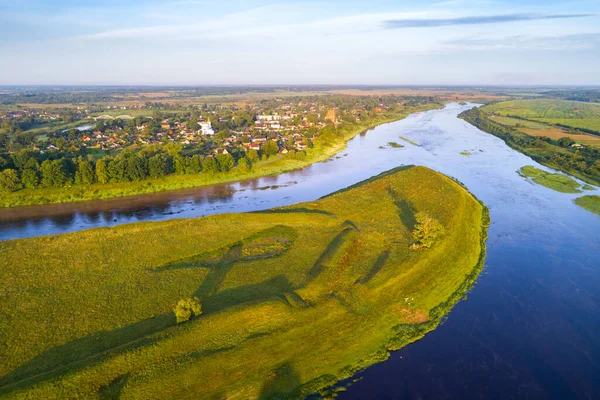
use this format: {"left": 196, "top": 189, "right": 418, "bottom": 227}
{"left": 0, "top": 166, "right": 488, "bottom": 399}
{"left": 0, "top": 103, "right": 442, "bottom": 208}
{"left": 459, "top": 107, "right": 600, "bottom": 186}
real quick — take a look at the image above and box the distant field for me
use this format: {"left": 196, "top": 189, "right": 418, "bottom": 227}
{"left": 485, "top": 99, "right": 600, "bottom": 134}
{"left": 486, "top": 103, "right": 600, "bottom": 147}
{"left": 0, "top": 166, "right": 488, "bottom": 399}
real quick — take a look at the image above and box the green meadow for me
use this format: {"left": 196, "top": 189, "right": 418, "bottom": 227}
{"left": 0, "top": 166, "right": 488, "bottom": 399}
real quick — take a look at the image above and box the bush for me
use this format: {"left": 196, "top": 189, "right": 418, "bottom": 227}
{"left": 174, "top": 297, "right": 202, "bottom": 323}
{"left": 410, "top": 212, "right": 444, "bottom": 250}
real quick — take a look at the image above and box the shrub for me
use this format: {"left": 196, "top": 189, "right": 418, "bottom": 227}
{"left": 410, "top": 212, "right": 444, "bottom": 250}
{"left": 174, "top": 297, "right": 202, "bottom": 323}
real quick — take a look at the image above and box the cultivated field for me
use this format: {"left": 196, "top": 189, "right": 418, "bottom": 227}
{"left": 485, "top": 99, "right": 600, "bottom": 134}
{"left": 0, "top": 166, "right": 488, "bottom": 399}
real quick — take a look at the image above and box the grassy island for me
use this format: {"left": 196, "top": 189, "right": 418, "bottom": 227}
{"left": 518, "top": 165, "right": 583, "bottom": 193}
{"left": 574, "top": 195, "right": 600, "bottom": 216}
{"left": 0, "top": 166, "right": 489, "bottom": 399}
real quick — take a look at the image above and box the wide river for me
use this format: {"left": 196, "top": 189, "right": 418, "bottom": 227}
{"left": 1, "top": 104, "right": 599, "bottom": 399}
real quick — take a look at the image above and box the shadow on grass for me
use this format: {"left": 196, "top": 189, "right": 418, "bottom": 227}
{"left": 199, "top": 275, "right": 296, "bottom": 314}
{"left": 0, "top": 314, "right": 174, "bottom": 395}
{"left": 307, "top": 226, "right": 357, "bottom": 281}
{"left": 386, "top": 187, "right": 417, "bottom": 231}
{"left": 259, "top": 362, "right": 302, "bottom": 400}
{"left": 1, "top": 228, "right": 310, "bottom": 395}
{"left": 99, "top": 373, "right": 130, "bottom": 400}
{"left": 0, "top": 274, "right": 301, "bottom": 396}
{"left": 154, "top": 225, "right": 296, "bottom": 272}
{"left": 355, "top": 250, "right": 391, "bottom": 284}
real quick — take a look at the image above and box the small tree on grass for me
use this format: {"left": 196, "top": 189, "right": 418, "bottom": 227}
{"left": 174, "top": 297, "right": 202, "bottom": 323}
{"left": 410, "top": 212, "right": 444, "bottom": 250}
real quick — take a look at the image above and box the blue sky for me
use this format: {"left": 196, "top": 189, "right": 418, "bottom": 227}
{"left": 1, "top": 0, "right": 599, "bottom": 85}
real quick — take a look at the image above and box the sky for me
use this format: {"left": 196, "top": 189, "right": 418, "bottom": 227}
{"left": 1, "top": 0, "right": 599, "bottom": 85}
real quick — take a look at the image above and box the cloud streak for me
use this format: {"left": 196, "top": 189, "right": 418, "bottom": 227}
{"left": 383, "top": 13, "right": 595, "bottom": 29}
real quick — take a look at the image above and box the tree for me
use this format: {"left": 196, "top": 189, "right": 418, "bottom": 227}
{"left": 247, "top": 149, "right": 259, "bottom": 163}
{"left": 163, "top": 142, "right": 183, "bottom": 157}
{"left": 216, "top": 153, "right": 234, "bottom": 173}
{"left": 21, "top": 167, "right": 39, "bottom": 188}
{"left": 186, "top": 155, "right": 202, "bottom": 174}
{"left": 237, "top": 156, "right": 251, "bottom": 172}
{"left": 18, "top": 157, "right": 39, "bottom": 188}
{"left": 108, "top": 158, "right": 127, "bottom": 182}
{"left": 0, "top": 169, "right": 20, "bottom": 192}
{"left": 148, "top": 154, "right": 169, "bottom": 178}
{"left": 202, "top": 157, "right": 219, "bottom": 174}
{"left": 173, "top": 155, "right": 186, "bottom": 175}
{"left": 75, "top": 159, "right": 94, "bottom": 185}
{"left": 0, "top": 133, "right": 9, "bottom": 151}
{"left": 40, "top": 159, "right": 67, "bottom": 187}
{"left": 174, "top": 297, "right": 202, "bottom": 323}
{"left": 126, "top": 155, "right": 147, "bottom": 181}
{"left": 410, "top": 212, "right": 444, "bottom": 250}
{"left": 95, "top": 159, "right": 109, "bottom": 184}
{"left": 263, "top": 140, "right": 279, "bottom": 157}
{"left": 558, "top": 137, "right": 576, "bottom": 148}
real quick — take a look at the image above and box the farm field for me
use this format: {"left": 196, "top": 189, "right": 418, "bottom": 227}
{"left": 484, "top": 99, "right": 600, "bottom": 134}
{"left": 0, "top": 166, "right": 489, "bottom": 399}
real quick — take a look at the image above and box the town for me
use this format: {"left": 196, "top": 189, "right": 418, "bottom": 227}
{"left": 0, "top": 95, "right": 438, "bottom": 191}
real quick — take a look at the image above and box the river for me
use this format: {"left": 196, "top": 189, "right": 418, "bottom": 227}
{"left": 2, "top": 104, "right": 599, "bottom": 399}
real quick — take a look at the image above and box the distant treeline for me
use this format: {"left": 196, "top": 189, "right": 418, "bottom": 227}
{"left": 459, "top": 107, "right": 600, "bottom": 185}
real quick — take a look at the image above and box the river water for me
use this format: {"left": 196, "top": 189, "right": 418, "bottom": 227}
{"left": 2, "top": 104, "right": 599, "bottom": 399}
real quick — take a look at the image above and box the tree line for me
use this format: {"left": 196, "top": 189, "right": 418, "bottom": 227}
{"left": 0, "top": 147, "right": 261, "bottom": 193}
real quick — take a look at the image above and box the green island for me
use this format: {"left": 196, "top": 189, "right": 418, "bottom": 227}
{"left": 518, "top": 165, "right": 583, "bottom": 193}
{"left": 574, "top": 195, "right": 600, "bottom": 216}
{"left": 0, "top": 95, "right": 441, "bottom": 208}
{"left": 0, "top": 166, "right": 489, "bottom": 399}
{"left": 459, "top": 100, "right": 600, "bottom": 186}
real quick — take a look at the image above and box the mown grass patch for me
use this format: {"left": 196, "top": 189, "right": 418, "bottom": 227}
{"left": 518, "top": 165, "right": 582, "bottom": 193}
{"left": 574, "top": 195, "right": 600, "bottom": 216}
{"left": 0, "top": 166, "right": 488, "bottom": 399}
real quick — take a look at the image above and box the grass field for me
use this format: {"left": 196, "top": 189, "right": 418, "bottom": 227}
{"left": 485, "top": 99, "right": 600, "bottom": 134}
{"left": 518, "top": 165, "right": 582, "bottom": 193}
{"left": 0, "top": 166, "right": 489, "bottom": 399}
{"left": 488, "top": 112, "right": 600, "bottom": 148}
{"left": 0, "top": 104, "right": 441, "bottom": 208}
{"left": 574, "top": 195, "right": 600, "bottom": 216}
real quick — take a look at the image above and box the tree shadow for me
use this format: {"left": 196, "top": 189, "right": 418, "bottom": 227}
{"left": 98, "top": 373, "right": 130, "bottom": 400}
{"left": 0, "top": 314, "right": 174, "bottom": 395}
{"left": 199, "top": 275, "right": 296, "bottom": 314}
{"left": 259, "top": 362, "right": 302, "bottom": 399}
{"left": 355, "top": 249, "right": 391, "bottom": 284}
{"left": 0, "top": 274, "right": 301, "bottom": 396}
{"left": 386, "top": 187, "right": 417, "bottom": 231}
